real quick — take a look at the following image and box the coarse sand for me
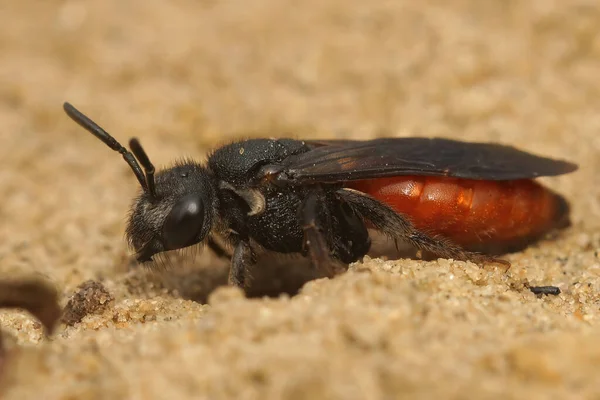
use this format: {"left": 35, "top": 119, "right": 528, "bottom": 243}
{"left": 1, "top": 1, "right": 599, "bottom": 399}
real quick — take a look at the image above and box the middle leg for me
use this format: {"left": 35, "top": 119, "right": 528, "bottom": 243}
{"left": 299, "top": 189, "right": 346, "bottom": 278}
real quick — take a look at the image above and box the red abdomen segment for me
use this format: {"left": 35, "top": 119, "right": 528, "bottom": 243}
{"left": 348, "top": 176, "right": 569, "bottom": 250}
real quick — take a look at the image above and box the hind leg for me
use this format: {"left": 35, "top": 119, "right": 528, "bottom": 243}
{"left": 337, "top": 188, "right": 510, "bottom": 267}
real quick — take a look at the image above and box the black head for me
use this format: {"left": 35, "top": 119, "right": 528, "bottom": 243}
{"left": 63, "top": 102, "right": 219, "bottom": 263}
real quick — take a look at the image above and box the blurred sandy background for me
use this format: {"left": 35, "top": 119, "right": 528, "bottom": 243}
{"left": 1, "top": 0, "right": 599, "bottom": 398}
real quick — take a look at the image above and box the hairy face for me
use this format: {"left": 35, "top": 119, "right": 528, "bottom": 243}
{"left": 126, "top": 162, "right": 219, "bottom": 263}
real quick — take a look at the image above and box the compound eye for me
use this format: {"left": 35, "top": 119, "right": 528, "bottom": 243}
{"left": 163, "top": 194, "right": 205, "bottom": 250}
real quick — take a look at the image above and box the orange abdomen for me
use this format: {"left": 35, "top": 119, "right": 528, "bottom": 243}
{"left": 349, "top": 176, "right": 569, "bottom": 250}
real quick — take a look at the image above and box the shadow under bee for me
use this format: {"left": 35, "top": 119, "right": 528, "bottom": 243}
{"left": 130, "top": 247, "right": 330, "bottom": 303}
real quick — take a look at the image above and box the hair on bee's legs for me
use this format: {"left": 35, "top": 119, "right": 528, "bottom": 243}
{"left": 337, "top": 188, "right": 510, "bottom": 267}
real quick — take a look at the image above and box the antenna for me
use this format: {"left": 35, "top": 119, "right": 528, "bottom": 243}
{"left": 129, "top": 138, "right": 156, "bottom": 197}
{"left": 63, "top": 102, "right": 155, "bottom": 198}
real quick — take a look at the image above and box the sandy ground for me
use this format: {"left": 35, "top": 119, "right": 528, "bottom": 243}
{"left": 1, "top": 0, "right": 599, "bottom": 398}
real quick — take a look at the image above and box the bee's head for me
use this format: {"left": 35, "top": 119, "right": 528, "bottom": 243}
{"left": 63, "top": 102, "right": 218, "bottom": 263}
{"left": 125, "top": 162, "right": 218, "bottom": 262}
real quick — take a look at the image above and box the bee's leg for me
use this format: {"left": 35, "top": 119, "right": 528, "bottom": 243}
{"left": 207, "top": 236, "right": 232, "bottom": 259}
{"left": 228, "top": 239, "right": 256, "bottom": 288}
{"left": 337, "top": 189, "right": 510, "bottom": 267}
{"left": 300, "top": 190, "right": 346, "bottom": 278}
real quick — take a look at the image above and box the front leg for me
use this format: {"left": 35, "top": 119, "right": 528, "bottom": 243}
{"left": 229, "top": 239, "right": 256, "bottom": 287}
{"left": 207, "top": 235, "right": 232, "bottom": 259}
{"left": 300, "top": 190, "right": 345, "bottom": 278}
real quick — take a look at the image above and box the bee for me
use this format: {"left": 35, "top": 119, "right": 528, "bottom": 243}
{"left": 64, "top": 102, "right": 577, "bottom": 287}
